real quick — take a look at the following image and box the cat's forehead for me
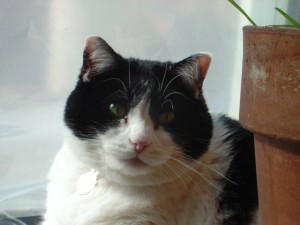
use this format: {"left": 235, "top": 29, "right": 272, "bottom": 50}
{"left": 128, "top": 59, "right": 172, "bottom": 78}
{"left": 125, "top": 59, "right": 175, "bottom": 91}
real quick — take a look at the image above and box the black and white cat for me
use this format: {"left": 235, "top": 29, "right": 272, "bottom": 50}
{"left": 42, "top": 37, "right": 258, "bottom": 225}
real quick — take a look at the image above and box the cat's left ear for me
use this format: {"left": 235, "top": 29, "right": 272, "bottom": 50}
{"left": 174, "top": 53, "right": 211, "bottom": 97}
{"left": 81, "top": 36, "right": 120, "bottom": 82}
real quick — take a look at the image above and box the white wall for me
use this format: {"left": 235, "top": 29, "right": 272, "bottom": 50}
{"left": 0, "top": 0, "right": 289, "bottom": 217}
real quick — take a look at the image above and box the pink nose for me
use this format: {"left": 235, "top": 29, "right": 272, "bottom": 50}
{"left": 130, "top": 139, "right": 151, "bottom": 154}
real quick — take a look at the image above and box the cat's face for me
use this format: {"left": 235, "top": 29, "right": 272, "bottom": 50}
{"left": 64, "top": 37, "right": 213, "bottom": 185}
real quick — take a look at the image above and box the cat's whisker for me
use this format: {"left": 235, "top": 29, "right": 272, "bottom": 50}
{"left": 128, "top": 59, "right": 131, "bottom": 89}
{"left": 160, "top": 62, "right": 168, "bottom": 92}
{"left": 93, "top": 78, "right": 128, "bottom": 93}
{"left": 182, "top": 155, "right": 237, "bottom": 185}
{"left": 163, "top": 91, "right": 194, "bottom": 103}
{"left": 164, "top": 162, "right": 191, "bottom": 193}
{"left": 106, "top": 89, "right": 127, "bottom": 100}
{"left": 167, "top": 155, "right": 222, "bottom": 192}
{"left": 151, "top": 72, "right": 162, "bottom": 91}
{"left": 162, "top": 99, "right": 174, "bottom": 110}
{"left": 162, "top": 149, "right": 236, "bottom": 185}
{"left": 162, "top": 74, "right": 183, "bottom": 96}
{"left": 155, "top": 153, "right": 192, "bottom": 186}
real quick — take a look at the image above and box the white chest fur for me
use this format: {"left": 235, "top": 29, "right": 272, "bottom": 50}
{"left": 43, "top": 147, "right": 224, "bottom": 225}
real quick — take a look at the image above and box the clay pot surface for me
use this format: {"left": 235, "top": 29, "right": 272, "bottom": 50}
{"left": 240, "top": 26, "right": 300, "bottom": 143}
{"left": 255, "top": 134, "right": 300, "bottom": 225}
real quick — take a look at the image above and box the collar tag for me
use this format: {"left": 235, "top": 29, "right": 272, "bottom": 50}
{"left": 76, "top": 169, "right": 99, "bottom": 195}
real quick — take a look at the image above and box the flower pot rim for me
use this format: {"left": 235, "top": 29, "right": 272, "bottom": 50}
{"left": 240, "top": 25, "right": 300, "bottom": 144}
{"left": 243, "top": 25, "right": 300, "bottom": 36}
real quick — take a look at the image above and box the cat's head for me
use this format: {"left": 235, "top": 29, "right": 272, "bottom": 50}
{"left": 64, "top": 36, "right": 213, "bottom": 186}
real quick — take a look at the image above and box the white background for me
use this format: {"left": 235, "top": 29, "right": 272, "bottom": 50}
{"left": 0, "top": 0, "right": 291, "bottom": 217}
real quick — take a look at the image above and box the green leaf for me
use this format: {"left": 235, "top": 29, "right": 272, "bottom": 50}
{"left": 275, "top": 7, "right": 300, "bottom": 28}
{"left": 228, "top": 0, "right": 257, "bottom": 26}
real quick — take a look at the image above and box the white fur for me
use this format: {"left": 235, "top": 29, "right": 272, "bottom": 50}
{"left": 42, "top": 110, "right": 248, "bottom": 225}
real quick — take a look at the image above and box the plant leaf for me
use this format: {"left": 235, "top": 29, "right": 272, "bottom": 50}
{"left": 275, "top": 7, "right": 300, "bottom": 28}
{"left": 228, "top": 0, "right": 257, "bottom": 26}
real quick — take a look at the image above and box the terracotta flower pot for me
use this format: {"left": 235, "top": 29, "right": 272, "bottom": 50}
{"left": 239, "top": 26, "right": 300, "bottom": 225}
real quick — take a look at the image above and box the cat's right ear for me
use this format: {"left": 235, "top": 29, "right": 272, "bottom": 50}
{"left": 173, "top": 53, "right": 211, "bottom": 98}
{"left": 81, "top": 36, "right": 119, "bottom": 82}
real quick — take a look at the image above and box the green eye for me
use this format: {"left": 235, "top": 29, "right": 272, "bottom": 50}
{"left": 109, "top": 103, "right": 127, "bottom": 118}
{"left": 159, "top": 111, "right": 175, "bottom": 123}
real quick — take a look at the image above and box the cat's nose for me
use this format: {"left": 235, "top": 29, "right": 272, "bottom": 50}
{"left": 129, "top": 138, "right": 151, "bottom": 154}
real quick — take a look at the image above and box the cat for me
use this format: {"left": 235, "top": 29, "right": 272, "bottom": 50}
{"left": 42, "top": 36, "right": 258, "bottom": 225}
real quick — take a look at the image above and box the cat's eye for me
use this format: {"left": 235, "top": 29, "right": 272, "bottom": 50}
{"left": 159, "top": 111, "right": 175, "bottom": 123}
{"left": 109, "top": 103, "right": 127, "bottom": 118}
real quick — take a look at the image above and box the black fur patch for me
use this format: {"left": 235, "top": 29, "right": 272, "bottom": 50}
{"left": 217, "top": 116, "right": 258, "bottom": 225}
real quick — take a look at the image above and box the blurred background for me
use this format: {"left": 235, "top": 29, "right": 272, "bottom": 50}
{"left": 0, "top": 0, "right": 297, "bottom": 218}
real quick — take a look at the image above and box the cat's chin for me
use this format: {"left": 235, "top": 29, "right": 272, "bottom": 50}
{"left": 123, "top": 157, "right": 148, "bottom": 168}
{"left": 102, "top": 156, "right": 188, "bottom": 187}
{"left": 105, "top": 155, "right": 157, "bottom": 177}
{"left": 102, "top": 163, "right": 174, "bottom": 187}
